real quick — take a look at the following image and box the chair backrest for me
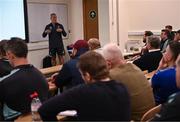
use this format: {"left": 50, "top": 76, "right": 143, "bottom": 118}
{"left": 140, "top": 104, "right": 161, "bottom": 122}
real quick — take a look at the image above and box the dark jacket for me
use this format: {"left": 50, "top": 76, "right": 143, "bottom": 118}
{"left": 39, "top": 80, "right": 130, "bottom": 121}
{"left": 133, "top": 50, "right": 162, "bottom": 72}
{"left": 0, "top": 64, "right": 49, "bottom": 120}
{"left": 0, "top": 59, "right": 13, "bottom": 77}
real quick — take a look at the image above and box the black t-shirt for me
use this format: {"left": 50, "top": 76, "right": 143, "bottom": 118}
{"left": 42, "top": 23, "right": 67, "bottom": 49}
{"left": 38, "top": 80, "right": 130, "bottom": 121}
{"left": 152, "top": 92, "right": 180, "bottom": 121}
{"left": 0, "top": 59, "right": 13, "bottom": 77}
{"left": 0, "top": 64, "right": 49, "bottom": 114}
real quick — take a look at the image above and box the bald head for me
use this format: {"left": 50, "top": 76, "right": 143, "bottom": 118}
{"left": 102, "top": 43, "right": 124, "bottom": 68}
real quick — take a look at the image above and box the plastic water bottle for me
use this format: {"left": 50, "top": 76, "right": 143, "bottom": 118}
{"left": 30, "top": 92, "right": 42, "bottom": 122}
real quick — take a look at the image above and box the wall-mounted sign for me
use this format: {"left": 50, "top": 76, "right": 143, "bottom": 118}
{"left": 89, "top": 10, "right": 96, "bottom": 19}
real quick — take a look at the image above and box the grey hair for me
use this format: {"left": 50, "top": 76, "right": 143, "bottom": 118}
{"left": 147, "top": 36, "right": 160, "bottom": 49}
{"left": 102, "top": 43, "right": 123, "bottom": 62}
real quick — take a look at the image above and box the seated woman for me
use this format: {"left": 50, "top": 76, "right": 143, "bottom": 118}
{"left": 152, "top": 41, "right": 180, "bottom": 105}
{"left": 38, "top": 51, "right": 130, "bottom": 121}
{"left": 0, "top": 40, "right": 13, "bottom": 77}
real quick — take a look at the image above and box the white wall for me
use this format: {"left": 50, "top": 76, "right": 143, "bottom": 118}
{"left": 127, "top": 0, "right": 180, "bottom": 32}
{"left": 98, "top": 0, "right": 110, "bottom": 46}
{"left": 117, "top": 0, "right": 129, "bottom": 52}
{"left": 68, "top": 0, "right": 84, "bottom": 43}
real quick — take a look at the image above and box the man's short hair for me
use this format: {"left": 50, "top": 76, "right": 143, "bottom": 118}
{"left": 168, "top": 41, "right": 180, "bottom": 62}
{"left": 165, "top": 25, "right": 173, "bottom": 30}
{"left": 77, "top": 51, "right": 109, "bottom": 80}
{"left": 144, "top": 31, "right": 153, "bottom": 37}
{"left": 5, "top": 37, "right": 28, "bottom": 58}
{"left": 88, "top": 38, "right": 101, "bottom": 50}
{"left": 147, "top": 36, "right": 160, "bottom": 49}
{"left": 161, "top": 29, "right": 171, "bottom": 39}
{"left": 0, "top": 40, "right": 8, "bottom": 57}
{"left": 50, "top": 13, "right": 56, "bottom": 18}
{"left": 176, "top": 30, "right": 180, "bottom": 34}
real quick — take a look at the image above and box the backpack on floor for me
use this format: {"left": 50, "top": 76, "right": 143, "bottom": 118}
{"left": 43, "top": 55, "right": 52, "bottom": 68}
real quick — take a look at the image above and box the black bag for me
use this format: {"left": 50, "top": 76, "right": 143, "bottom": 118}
{"left": 43, "top": 55, "right": 52, "bottom": 68}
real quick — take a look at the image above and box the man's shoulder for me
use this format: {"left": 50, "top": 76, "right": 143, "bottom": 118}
{"left": 46, "top": 23, "right": 52, "bottom": 26}
{"left": 110, "top": 63, "right": 141, "bottom": 73}
{"left": 155, "top": 67, "right": 175, "bottom": 76}
{"left": 0, "top": 69, "right": 20, "bottom": 83}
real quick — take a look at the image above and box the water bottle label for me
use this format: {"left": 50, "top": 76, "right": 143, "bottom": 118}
{"left": 31, "top": 104, "right": 41, "bottom": 111}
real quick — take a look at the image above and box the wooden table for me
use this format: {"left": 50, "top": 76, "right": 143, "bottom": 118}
{"left": 123, "top": 51, "right": 141, "bottom": 59}
{"left": 15, "top": 113, "right": 66, "bottom": 122}
{"left": 40, "top": 65, "right": 62, "bottom": 76}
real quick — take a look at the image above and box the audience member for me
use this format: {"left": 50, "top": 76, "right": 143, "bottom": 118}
{"left": 0, "top": 40, "right": 13, "bottom": 77}
{"left": 157, "top": 41, "right": 180, "bottom": 70}
{"left": 174, "top": 29, "right": 180, "bottom": 42}
{"left": 141, "top": 31, "right": 154, "bottom": 55}
{"left": 133, "top": 36, "right": 162, "bottom": 72}
{"left": 88, "top": 38, "right": 101, "bottom": 50}
{"left": 160, "top": 29, "right": 171, "bottom": 52}
{"left": 165, "top": 25, "right": 175, "bottom": 40}
{"left": 151, "top": 55, "right": 180, "bottom": 121}
{"left": 49, "top": 40, "right": 89, "bottom": 91}
{"left": 152, "top": 41, "right": 180, "bottom": 104}
{"left": 38, "top": 51, "right": 130, "bottom": 121}
{"left": 0, "top": 38, "right": 49, "bottom": 120}
{"left": 102, "top": 43, "right": 155, "bottom": 121}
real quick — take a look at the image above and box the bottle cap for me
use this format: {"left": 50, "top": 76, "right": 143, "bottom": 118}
{"left": 30, "top": 92, "right": 38, "bottom": 99}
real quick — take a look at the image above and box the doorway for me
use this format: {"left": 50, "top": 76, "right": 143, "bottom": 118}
{"left": 83, "top": 0, "right": 99, "bottom": 41}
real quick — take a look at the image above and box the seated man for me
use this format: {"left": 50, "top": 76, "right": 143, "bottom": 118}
{"left": 160, "top": 29, "right": 171, "bottom": 53}
{"left": 0, "top": 38, "right": 49, "bottom": 120}
{"left": 140, "top": 31, "right": 153, "bottom": 55}
{"left": 50, "top": 40, "right": 89, "bottom": 90}
{"left": 151, "top": 41, "right": 180, "bottom": 104}
{"left": 88, "top": 38, "right": 101, "bottom": 50}
{"left": 133, "top": 36, "right": 162, "bottom": 72}
{"left": 38, "top": 51, "right": 130, "bottom": 121}
{"left": 151, "top": 55, "right": 180, "bottom": 121}
{"left": 0, "top": 40, "right": 13, "bottom": 77}
{"left": 174, "top": 29, "right": 180, "bottom": 42}
{"left": 102, "top": 43, "right": 155, "bottom": 121}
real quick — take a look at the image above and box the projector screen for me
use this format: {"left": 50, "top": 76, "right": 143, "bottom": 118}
{"left": 0, "top": 0, "right": 28, "bottom": 42}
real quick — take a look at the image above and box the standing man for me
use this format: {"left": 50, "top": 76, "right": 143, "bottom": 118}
{"left": 42, "top": 13, "right": 67, "bottom": 65}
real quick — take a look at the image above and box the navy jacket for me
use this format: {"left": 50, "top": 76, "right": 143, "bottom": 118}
{"left": 54, "top": 48, "right": 89, "bottom": 89}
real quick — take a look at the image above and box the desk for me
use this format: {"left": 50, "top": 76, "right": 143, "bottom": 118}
{"left": 123, "top": 51, "right": 141, "bottom": 59}
{"left": 15, "top": 113, "right": 66, "bottom": 122}
{"left": 40, "top": 65, "right": 62, "bottom": 76}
